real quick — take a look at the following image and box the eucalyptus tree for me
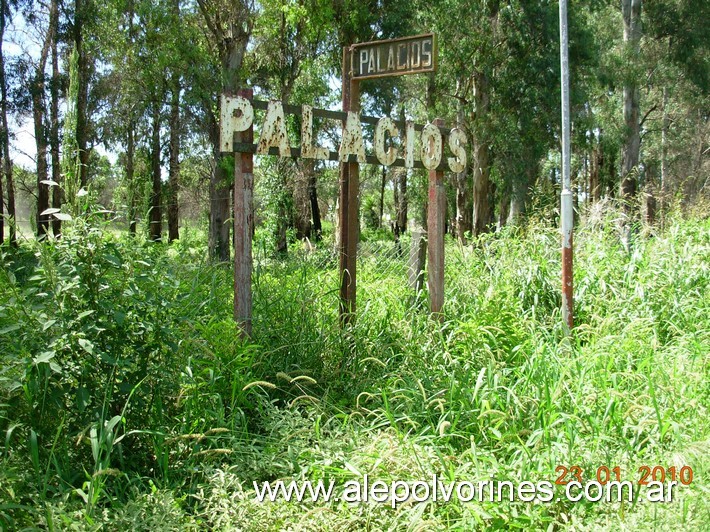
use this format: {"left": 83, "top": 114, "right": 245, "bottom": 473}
{"left": 71, "top": 0, "right": 92, "bottom": 188}
{"left": 95, "top": 0, "right": 145, "bottom": 233}
{"left": 49, "top": 0, "right": 61, "bottom": 234}
{"left": 424, "top": 0, "right": 561, "bottom": 234}
{"left": 167, "top": 0, "right": 180, "bottom": 242}
{"left": 640, "top": 0, "right": 708, "bottom": 204}
{"left": 97, "top": 0, "right": 195, "bottom": 241}
{"left": 420, "top": 0, "right": 501, "bottom": 236}
{"left": 18, "top": 0, "right": 59, "bottom": 236}
{"left": 0, "top": 0, "right": 16, "bottom": 244}
{"left": 194, "top": 0, "right": 255, "bottom": 260}
{"left": 249, "top": 0, "right": 347, "bottom": 251}
{"left": 619, "top": 0, "right": 642, "bottom": 203}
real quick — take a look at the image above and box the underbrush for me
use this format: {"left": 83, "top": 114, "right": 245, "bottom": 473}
{"left": 0, "top": 210, "right": 708, "bottom": 530}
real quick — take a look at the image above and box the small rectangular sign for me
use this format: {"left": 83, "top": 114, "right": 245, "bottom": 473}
{"left": 351, "top": 34, "right": 437, "bottom": 80}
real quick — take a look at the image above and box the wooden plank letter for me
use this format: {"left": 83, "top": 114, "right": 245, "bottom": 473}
{"left": 257, "top": 101, "right": 290, "bottom": 157}
{"left": 374, "top": 117, "right": 399, "bottom": 166}
{"left": 447, "top": 127, "right": 467, "bottom": 173}
{"left": 339, "top": 111, "right": 367, "bottom": 163}
{"left": 421, "top": 122, "right": 442, "bottom": 170}
{"left": 300, "top": 104, "right": 329, "bottom": 160}
{"left": 220, "top": 94, "right": 253, "bottom": 153}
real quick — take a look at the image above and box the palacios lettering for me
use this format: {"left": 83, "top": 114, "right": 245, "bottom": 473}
{"left": 352, "top": 34, "right": 436, "bottom": 80}
{"left": 220, "top": 95, "right": 467, "bottom": 173}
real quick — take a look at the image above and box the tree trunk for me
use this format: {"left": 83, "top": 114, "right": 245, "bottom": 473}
{"left": 471, "top": 72, "right": 492, "bottom": 237}
{"left": 168, "top": 71, "right": 180, "bottom": 242}
{"left": 167, "top": 0, "right": 180, "bottom": 242}
{"left": 507, "top": 178, "right": 526, "bottom": 225}
{"left": 620, "top": 0, "right": 642, "bottom": 202}
{"left": 32, "top": 0, "right": 56, "bottom": 238}
{"left": 200, "top": 8, "right": 250, "bottom": 260}
{"left": 208, "top": 141, "right": 230, "bottom": 260}
{"left": 149, "top": 102, "right": 162, "bottom": 242}
{"left": 454, "top": 89, "right": 471, "bottom": 243}
{"left": 508, "top": 157, "right": 537, "bottom": 225}
{"left": 1, "top": 0, "right": 15, "bottom": 245}
{"left": 74, "top": 0, "right": 90, "bottom": 188}
{"left": 471, "top": 148, "right": 491, "bottom": 235}
{"left": 50, "top": 7, "right": 62, "bottom": 237}
{"left": 590, "top": 143, "right": 602, "bottom": 202}
{"left": 294, "top": 160, "right": 312, "bottom": 240}
{"left": 394, "top": 168, "right": 407, "bottom": 234}
{"left": 126, "top": 122, "right": 137, "bottom": 235}
{"left": 33, "top": 87, "right": 50, "bottom": 237}
{"left": 276, "top": 162, "right": 289, "bottom": 252}
{"left": 660, "top": 86, "right": 669, "bottom": 196}
{"left": 307, "top": 162, "right": 321, "bottom": 241}
{"left": 455, "top": 169, "right": 472, "bottom": 243}
{"left": 497, "top": 188, "right": 510, "bottom": 231}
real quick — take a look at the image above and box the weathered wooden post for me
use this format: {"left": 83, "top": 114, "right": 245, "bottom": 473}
{"left": 426, "top": 118, "right": 445, "bottom": 318}
{"left": 233, "top": 88, "right": 254, "bottom": 336}
{"left": 338, "top": 47, "right": 360, "bottom": 324}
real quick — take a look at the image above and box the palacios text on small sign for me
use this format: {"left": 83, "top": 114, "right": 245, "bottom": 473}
{"left": 351, "top": 34, "right": 437, "bottom": 80}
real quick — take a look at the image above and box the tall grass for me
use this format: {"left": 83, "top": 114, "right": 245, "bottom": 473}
{"left": 0, "top": 209, "right": 707, "bottom": 530}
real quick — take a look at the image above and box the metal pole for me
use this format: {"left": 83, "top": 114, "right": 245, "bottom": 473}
{"left": 559, "top": 0, "right": 574, "bottom": 330}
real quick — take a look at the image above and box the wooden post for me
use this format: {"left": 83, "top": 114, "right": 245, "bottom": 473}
{"left": 234, "top": 88, "right": 254, "bottom": 336}
{"left": 427, "top": 118, "right": 445, "bottom": 318}
{"left": 339, "top": 47, "right": 360, "bottom": 324}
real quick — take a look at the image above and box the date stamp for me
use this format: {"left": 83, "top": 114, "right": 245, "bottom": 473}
{"left": 552, "top": 465, "right": 695, "bottom": 503}
{"left": 555, "top": 465, "right": 694, "bottom": 486}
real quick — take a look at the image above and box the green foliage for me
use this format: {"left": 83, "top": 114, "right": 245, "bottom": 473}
{"left": 61, "top": 46, "right": 81, "bottom": 216}
{"left": 1, "top": 207, "right": 707, "bottom": 529}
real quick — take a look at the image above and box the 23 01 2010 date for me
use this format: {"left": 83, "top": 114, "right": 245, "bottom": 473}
{"left": 555, "top": 465, "right": 694, "bottom": 486}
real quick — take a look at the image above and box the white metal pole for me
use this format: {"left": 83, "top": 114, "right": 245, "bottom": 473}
{"left": 559, "top": 0, "right": 574, "bottom": 330}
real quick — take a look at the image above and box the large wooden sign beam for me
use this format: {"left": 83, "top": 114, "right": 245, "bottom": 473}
{"left": 222, "top": 98, "right": 464, "bottom": 171}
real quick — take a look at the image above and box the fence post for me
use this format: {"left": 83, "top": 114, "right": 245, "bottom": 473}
{"left": 339, "top": 47, "right": 360, "bottom": 324}
{"left": 234, "top": 88, "right": 254, "bottom": 336}
{"left": 427, "top": 118, "right": 445, "bottom": 318}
